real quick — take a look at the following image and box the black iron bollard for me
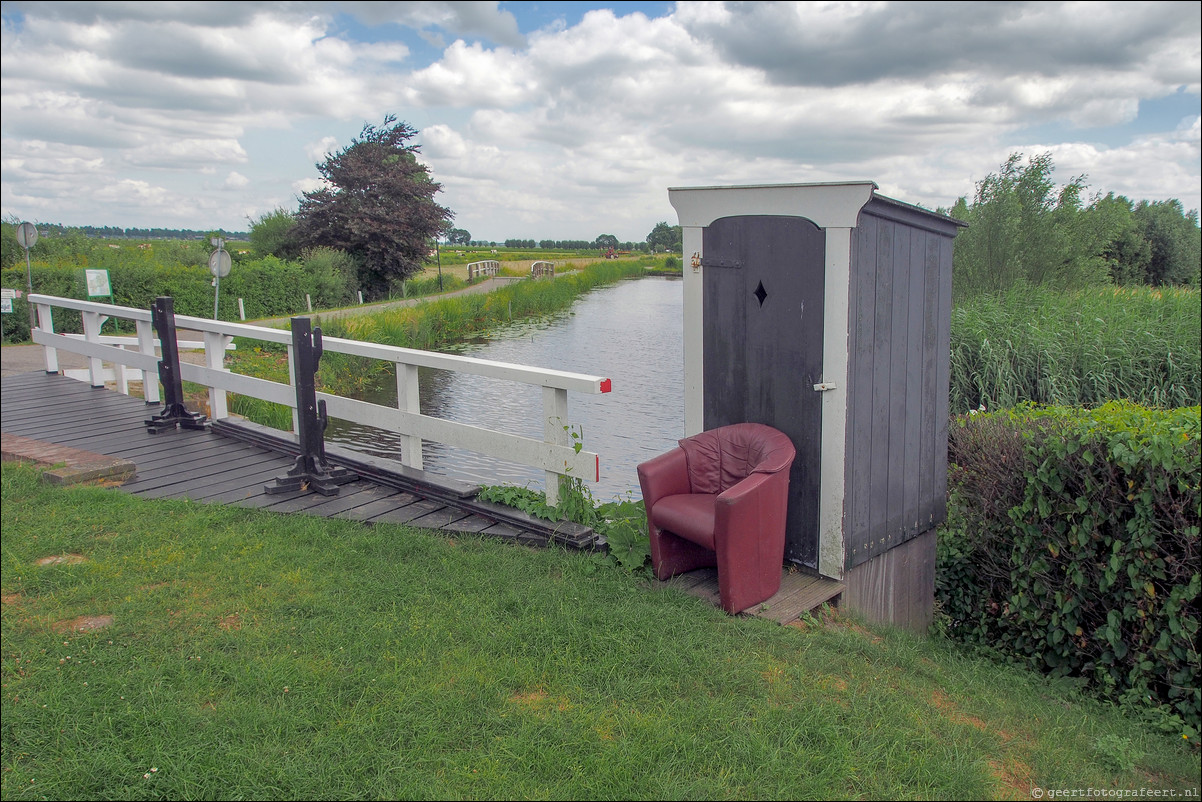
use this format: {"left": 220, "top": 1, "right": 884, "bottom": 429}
{"left": 145, "top": 296, "right": 208, "bottom": 433}
{"left": 264, "top": 317, "right": 355, "bottom": 496}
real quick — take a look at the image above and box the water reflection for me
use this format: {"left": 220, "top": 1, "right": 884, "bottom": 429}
{"left": 324, "top": 277, "right": 684, "bottom": 501}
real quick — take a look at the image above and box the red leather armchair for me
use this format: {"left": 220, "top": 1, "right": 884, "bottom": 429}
{"left": 637, "top": 423, "right": 796, "bottom": 614}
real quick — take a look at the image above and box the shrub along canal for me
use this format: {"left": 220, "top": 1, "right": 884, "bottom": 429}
{"left": 324, "top": 275, "right": 684, "bottom": 502}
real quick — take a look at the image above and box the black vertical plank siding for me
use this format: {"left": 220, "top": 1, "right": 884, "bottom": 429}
{"left": 848, "top": 216, "right": 878, "bottom": 561}
{"left": 919, "top": 234, "right": 942, "bottom": 528}
{"left": 868, "top": 219, "right": 894, "bottom": 554}
{"left": 886, "top": 223, "right": 911, "bottom": 543}
{"left": 845, "top": 199, "right": 961, "bottom": 569}
{"left": 903, "top": 228, "right": 926, "bottom": 537}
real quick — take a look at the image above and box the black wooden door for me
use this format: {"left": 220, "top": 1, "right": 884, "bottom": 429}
{"left": 702, "top": 215, "right": 825, "bottom": 568}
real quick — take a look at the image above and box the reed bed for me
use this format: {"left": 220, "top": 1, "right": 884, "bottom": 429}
{"left": 949, "top": 285, "right": 1200, "bottom": 412}
{"left": 323, "top": 260, "right": 651, "bottom": 352}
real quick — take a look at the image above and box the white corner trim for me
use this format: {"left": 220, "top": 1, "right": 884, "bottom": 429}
{"left": 818, "top": 227, "right": 853, "bottom": 579}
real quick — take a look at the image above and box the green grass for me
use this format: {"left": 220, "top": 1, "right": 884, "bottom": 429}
{"left": 2, "top": 462, "right": 1197, "bottom": 800}
{"left": 949, "top": 285, "right": 1201, "bottom": 412}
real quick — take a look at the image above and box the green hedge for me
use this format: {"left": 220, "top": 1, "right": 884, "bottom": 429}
{"left": 937, "top": 402, "right": 1200, "bottom": 731}
{"left": 1, "top": 257, "right": 353, "bottom": 342}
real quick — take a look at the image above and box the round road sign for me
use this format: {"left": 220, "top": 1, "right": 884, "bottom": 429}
{"left": 209, "top": 249, "right": 232, "bottom": 279}
{"left": 16, "top": 222, "right": 38, "bottom": 249}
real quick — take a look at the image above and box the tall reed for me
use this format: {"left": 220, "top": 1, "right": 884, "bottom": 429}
{"left": 949, "top": 285, "right": 1200, "bottom": 412}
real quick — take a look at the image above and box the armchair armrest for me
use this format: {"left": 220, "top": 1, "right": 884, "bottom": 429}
{"left": 714, "top": 470, "right": 790, "bottom": 552}
{"left": 637, "top": 447, "right": 691, "bottom": 509}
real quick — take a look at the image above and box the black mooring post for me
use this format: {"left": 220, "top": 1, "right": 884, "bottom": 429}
{"left": 145, "top": 296, "right": 208, "bottom": 433}
{"left": 264, "top": 317, "right": 355, "bottom": 496}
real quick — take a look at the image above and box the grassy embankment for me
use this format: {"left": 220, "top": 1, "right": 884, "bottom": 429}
{"left": 2, "top": 460, "right": 1198, "bottom": 800}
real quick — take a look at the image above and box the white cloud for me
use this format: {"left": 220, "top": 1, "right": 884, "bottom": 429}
{"left": 1, "top": 1, "right": 1198, "bottom": 237}
{"left": 224, "top": 171, "right": 249, "bottom": 188}
{"left": 305, "top": 136, "right": 340, "bottom": 163}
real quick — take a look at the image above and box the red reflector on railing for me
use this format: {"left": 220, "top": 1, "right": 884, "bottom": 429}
{"left": 596, "top": 455, "right": 600, "bottom": 483}
{"left": 599, "top": 378, "right": 612, "bottom": 393}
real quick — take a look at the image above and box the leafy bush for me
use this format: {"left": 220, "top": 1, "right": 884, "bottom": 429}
{"left": 937, "top": 402, "right": 1200, "bottom": 732}
{"left": 1, "top": 250, "right": 369, "bottom": 340}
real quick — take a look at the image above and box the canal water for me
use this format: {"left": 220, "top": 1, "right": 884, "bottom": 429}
{"left": 324, "top": 276, "right": 685, "bottom": 502}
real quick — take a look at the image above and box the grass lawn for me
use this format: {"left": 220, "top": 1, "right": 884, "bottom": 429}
{"left": 1, "top": 461, "right": 1197, "bottom": 800}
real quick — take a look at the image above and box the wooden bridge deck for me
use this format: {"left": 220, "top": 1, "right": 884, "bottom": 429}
{"left": 0, "top": 371, "right": 561, "bottom": 543}
{"left": 1, "top": 370, "right": 844, "bottom": 622}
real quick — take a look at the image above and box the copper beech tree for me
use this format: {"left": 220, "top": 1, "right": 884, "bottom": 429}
{"left": 294, "top": 115, "right": 454, "bottom": 299}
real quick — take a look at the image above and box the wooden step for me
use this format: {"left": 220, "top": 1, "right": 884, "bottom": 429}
{"left": 660, "top": 567, "right": 844, "bottom": 624}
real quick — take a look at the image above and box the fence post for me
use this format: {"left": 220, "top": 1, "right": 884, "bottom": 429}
{"left": 542, "top": 386, "right": 569, "bottom": 507}
{"left": 238, "top": 298, "right": 245, "bottom": 320}
{"left": 36, "top": 302, "right": 59, "bottom": 374}
{"left": 136, "top": 318, "right": 159, "bottom": 404}
{"left": 145, "top": 296, "right": 207, "bottom": 433}
{"left": 396, "top": 362, "right": 423, "bottom": 469}
{"left": 81, "top": 309, "right": 104, "bottom": 387}
{"left": 203, "top": 330, "right": 229, "bottom": 419}
{"left": 264, "top": 317, "right": 355, "bottom": 496}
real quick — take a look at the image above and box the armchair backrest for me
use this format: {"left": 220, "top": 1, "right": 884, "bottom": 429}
{"left": 678, "top": 423, "right": 796, "bottom": 495}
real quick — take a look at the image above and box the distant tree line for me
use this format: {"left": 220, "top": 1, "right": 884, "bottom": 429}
{"left": 7, "top": 222, "right": 247, "bottom": 241}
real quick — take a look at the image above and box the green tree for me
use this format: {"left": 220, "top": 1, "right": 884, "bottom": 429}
{"left": 446, "top": 228, "right": 471, "bottom": 246}
{"left": 293, "top": 116, "right": 454, "bottom": 299}
{"left": 1133, "top": 199, "right": 1201, "bottom": 286}
{"left": 248, "top": 208, "right": 300, "bottom": 259}
{"left": 950, "top": 153, "right": 1108, "bottom": 299}
{"left": 646, "top": 221, "right": 682, "bottom": 252}
{"left": 594, "top": 234, "right": 619, "bottom": 250}
{"left": 1087, "top": 193, "right": 1150, "bottom": 285}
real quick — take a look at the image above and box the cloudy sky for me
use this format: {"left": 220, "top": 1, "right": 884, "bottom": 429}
{"left": 1, "top": 1, "right": 1198, "bottom": 243}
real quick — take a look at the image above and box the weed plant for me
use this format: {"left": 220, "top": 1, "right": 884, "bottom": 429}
{"left": 2, "top": 461, "right": 1198, "bottom": 800}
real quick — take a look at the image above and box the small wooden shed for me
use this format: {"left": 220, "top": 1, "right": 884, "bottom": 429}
{"left": 668, "top": 182, "right": 966, "bottom": 630}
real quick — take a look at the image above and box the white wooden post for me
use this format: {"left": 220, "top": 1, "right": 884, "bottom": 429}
{"left": 36, "top": 303, "right": 58, "bottom": 373}
{"left": 396, "top": 361, "right": 423, "bottom": 468}
{"left": 203, "top": 330, "right": 229, "bottom": 419}
{"left": 115, "top": 343, "right": 129, "bottom": 395}
{"left": 306, "top": 294, "right": 312, "bottom": 312}
{"left": 136, "top": 318, "right": 160, "bottom": 403}
{"left": 81, "top": 310, "right": 104, "bottom": 387}
{"left": 238, "top": 298, "right": 245, "bottom": 320}
{"left": 543, "top": 385, "right": 569, "bottom": 506}
{"left": 287, "top": 344, "right": 299, "bottom": 433}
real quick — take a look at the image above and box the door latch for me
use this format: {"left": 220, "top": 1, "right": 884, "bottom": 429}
{"left": 813, "top": 382, "right": 837, "bottom": 391}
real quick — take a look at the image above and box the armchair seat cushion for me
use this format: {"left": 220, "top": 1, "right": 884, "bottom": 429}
{"left": 649, "top": 493, "right": 718, "bottom": 550}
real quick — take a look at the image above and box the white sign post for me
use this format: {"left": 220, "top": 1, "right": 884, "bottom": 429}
{"left": 1, "top": 288, "right": 14, "bottom": 342}
{"left": 16, "top": 222, "right": 38, "bottom": 330}
{"left": 209, "top": 239, "right": 232, "bottom": 319}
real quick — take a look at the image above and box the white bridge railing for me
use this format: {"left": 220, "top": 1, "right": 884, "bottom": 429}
{"left": 466, "top": 260, "right": 500, "bottom": 280}
{"left": 29, "top": 294, "right": 612, "bottom": 505}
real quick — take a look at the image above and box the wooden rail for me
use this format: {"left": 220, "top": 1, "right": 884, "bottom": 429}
{"left": 531, "top": 261, "right": 555, "bottom": 278}
{"left": 466, "top": 260, "right": 500, "bottom": 280}
{"left": 29, "top": 294, "right": 613, "bottom": 505}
